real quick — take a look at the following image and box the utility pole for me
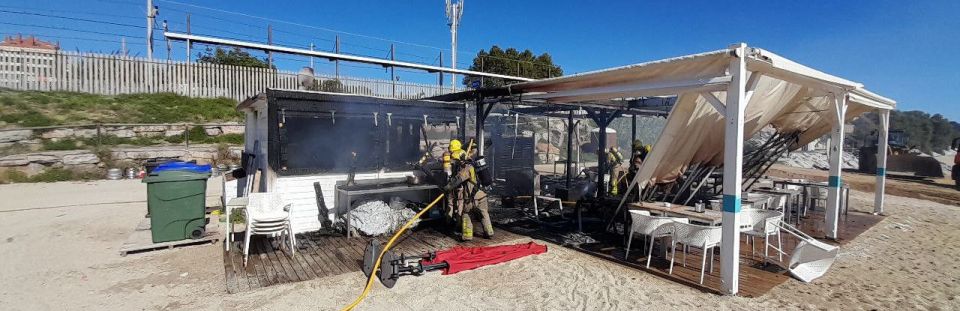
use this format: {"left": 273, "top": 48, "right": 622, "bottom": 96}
{"left": 185, "top": 14, "right": 191, "bottom": 61}
{"left": 438, "top": 50, "right": 444, "bottom": 86}
{"left": 267, "top": 24, "right": 273, "bottom": 67}
{"left": 146, "top": 0, "right": 157, "bottom": 60}
{"left": 121, "top": 37, "right": 127, "bottom": 55}
{"left": 334, "top": 35, "right": 340, "bottom": 79}
{"left": 186, "top": 14, "right": 192, "bottom": 96}
{"left": 390, "top": 44, "right": 396, "bottom": 97}
{"left": 309, "top": 43, "right": 315, "bottom": 70}
{"left": 445, "top": 0, "right": 464, "bottom": 92}
{"left": 163, "top": 20, "right": 171, "bottom": 60}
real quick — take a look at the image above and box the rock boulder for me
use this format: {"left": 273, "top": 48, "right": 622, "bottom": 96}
{"left": 0, "top": 130, "right": 33, "bottom": 143}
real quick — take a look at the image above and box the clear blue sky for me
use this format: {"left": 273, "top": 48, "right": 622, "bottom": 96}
{"left": 3, "top": 0, "right": 958, "bottom": 120}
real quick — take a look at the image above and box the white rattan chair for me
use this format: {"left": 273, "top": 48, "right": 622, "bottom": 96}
{"left": 669, "top": 222, "right": 722, "bottom": 284}
{"left": 243, "top": 192, "right": 295, "bottom": 266}
{"left": 741, "top": 209, "right": 784, "bottom": 263}
{"left": 624, "top": 211, "right": 689, "bottom": 268}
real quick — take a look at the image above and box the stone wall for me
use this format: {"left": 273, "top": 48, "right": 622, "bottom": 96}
{"left": 0, "top": 123, "right": 245, "bottom": 150}
{"left": 0, "top": 144, "right": 243, "bottom": 177}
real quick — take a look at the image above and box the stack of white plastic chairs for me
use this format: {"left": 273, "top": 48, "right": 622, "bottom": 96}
{"left": 243, "top": 192, "right": 295, "bottom": 266}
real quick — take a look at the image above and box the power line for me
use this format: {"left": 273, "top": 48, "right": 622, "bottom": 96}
{"left": 0, "top": 21, "right": 142, "bottom": 38}
{"left": 0, "top": 32, "right": 146, "bottom": 45}
{"left": 91, "top": 0, "right": 144, "bottom": 8}
{"left": 158, "top": 0, "right": 444, "bottom": 50}
{"left": 0, "top": 9, "right": 145, "bottom": 29}
{"left": 0, "top": 5, "right": 142, "bottom": 21}
{"left": 163, "top": 6, "right": 336, "bottom": 48}
{"left": 157, "top": 0, "right": 556, "bottom": 73}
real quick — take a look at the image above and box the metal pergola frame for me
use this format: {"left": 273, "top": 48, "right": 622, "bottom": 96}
{"left": 428, "top": 88, "right": 670, "bottom": 196}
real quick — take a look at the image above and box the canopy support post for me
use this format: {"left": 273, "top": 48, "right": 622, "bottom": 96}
{"left": 566, "top": 110, "right": 575, "bottom": 188}
{"left": 586, "top": 109, "right": 622, "bottom": 198}
{"left": 874, "top": 109, "right": 890, "bottom": 215}
{"left": 475, "top": 96, "right": 494, "bottom": 157}
{"left": 720, "top": 43, "right": 747, "bottom": 296}
{"left": 825, "top": 93, "right": 848, "bottom": 239}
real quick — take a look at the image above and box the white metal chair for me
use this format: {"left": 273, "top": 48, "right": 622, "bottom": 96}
{"left": 669, "top": 222, "right": 722, "bottom": 284}
{"left": 807, "top": 186, "right": 828, "bottom": 212}
{"left": 624, "top": 211, "right": 689, "bottom": 267}
{"left": 532, "top": 173, "right": 564, "bottom": 219}
{"left": 741, "top": 209, "right": 784, "bottom": 263}
{"left": 243, "top": 192, "right": 295, "bottom": 267}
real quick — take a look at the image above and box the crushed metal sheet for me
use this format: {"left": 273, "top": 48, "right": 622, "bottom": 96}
{"left": 348, "top": 197, "right": 419, "bottom": 236}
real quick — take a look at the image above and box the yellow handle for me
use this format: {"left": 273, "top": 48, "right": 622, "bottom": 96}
{"left": 340, "top": 193, "right": 446, "bottom": 311}
{"left": 466, "top": 138, "right": 475, "bottom": 157}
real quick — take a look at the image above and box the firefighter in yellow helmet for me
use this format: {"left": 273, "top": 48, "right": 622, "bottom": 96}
{"left": 624, "top": 139, "right": 652, "bottom": 197}
{"left": 607, "top": 146, "right": 625, "bottom": 195}
{"left": 443, "top": 139, "right": 493, "bottom": 241}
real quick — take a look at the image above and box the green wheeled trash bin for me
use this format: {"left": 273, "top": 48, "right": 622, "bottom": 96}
{"left": 142, "top": 170, "right": 211, "bottom": 243}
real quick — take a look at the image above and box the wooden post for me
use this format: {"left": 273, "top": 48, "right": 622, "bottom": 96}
{"left": 720, "top": 43, "right": 747, "bottom": 296}
{"left": 874, "top": 109, "right": 890, "bottom": 214}
{"left": 825, "top": 93, "right": 848, "bottom": 239}
{"left": 566, "top": 110, "right": 574, "bottom": 188}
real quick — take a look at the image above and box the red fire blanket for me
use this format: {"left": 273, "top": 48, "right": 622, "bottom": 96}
{"left": 423, "top": 242, "right": 548, "bottom": 275}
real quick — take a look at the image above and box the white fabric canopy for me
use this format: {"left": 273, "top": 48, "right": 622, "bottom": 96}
{"left": 509, "top": 46, "right": 895, "bottom": 187}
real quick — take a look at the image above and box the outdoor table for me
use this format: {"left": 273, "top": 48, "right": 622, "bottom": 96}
{"left": 752, "top": 188, "right": 801, "bottom": 223}
{"left": 627, "top": 202, "right": 723, "bottom": 226}
{"left": 742, "top": 192, "right": 773, "bottom": 210}
{"left": 771, "top": 179, "right": 850, "bottom": 223}
{"left": 224, "top": 196, "right": 248, "bottom": 251}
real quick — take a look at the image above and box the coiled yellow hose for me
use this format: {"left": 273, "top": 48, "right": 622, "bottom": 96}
{"left": 340, "top": 193, "right": 446, "bottom": 311}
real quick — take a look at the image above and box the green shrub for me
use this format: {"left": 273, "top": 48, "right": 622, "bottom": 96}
{"left": 230, "top": 208, "right": 246, "bottom": 224}
{"left": 160, "top": 126, "right": 243, "bottom": 145}
{"left": 186, "top": 126, "right": 209, "bottom": 142}
{"left": 42, "top": 139, "right": 82, "bottom": 150}
{"left": 28, "top": 167, "right": 77, "bottom": 182}
{"left": 0, "top": 90, "right": 242, "bottom": 126}
{"left": 94, "top": 146, "right": 115, "bottom": 167}
{"left": 0, "top": 143, "right": 33, "bottom": 156}
{"left": 0, "top": 111, "right": 56, "bottom": 127}
{"left": 24, "top": 168, "right": 102, "bottom": 183}
{"left": 0, "top": 170, "right": 30, "bottom": 183}
{"left": 212, "top": 133, "right": 244, "bottom": 144}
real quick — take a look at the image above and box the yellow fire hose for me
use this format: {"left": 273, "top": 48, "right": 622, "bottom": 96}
{"left": 340, "top": 193, "right": 446, "bottom": 311}
{"left": 342, "top": 139, "right": 473, "bottom": 310}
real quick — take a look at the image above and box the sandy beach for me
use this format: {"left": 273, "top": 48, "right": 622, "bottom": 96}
{"left": 0, "top": 178, "right": 958, "bottom": 310}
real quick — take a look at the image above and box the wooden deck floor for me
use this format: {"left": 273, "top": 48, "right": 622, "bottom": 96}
{"left": 222, "top": 226, "right": 524, "bottom": 293}
{"left": 494, "top": 208, "right": 883, "bottom": 298}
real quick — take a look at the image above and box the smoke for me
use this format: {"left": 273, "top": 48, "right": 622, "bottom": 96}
{"left": 274, "top": 96, "right": 462, "bottom": 174}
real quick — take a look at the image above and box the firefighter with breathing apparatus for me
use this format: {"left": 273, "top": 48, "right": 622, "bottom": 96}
{"left": 607, "top": 146, "right": 625, "bottom": 195}
{"left": 442, "top": 139, "right": 494, "bottom": 241}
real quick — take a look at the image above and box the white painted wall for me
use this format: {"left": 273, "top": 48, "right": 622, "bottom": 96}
{"left": 275, "top": 171, "right": 413, "bottom": 234}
